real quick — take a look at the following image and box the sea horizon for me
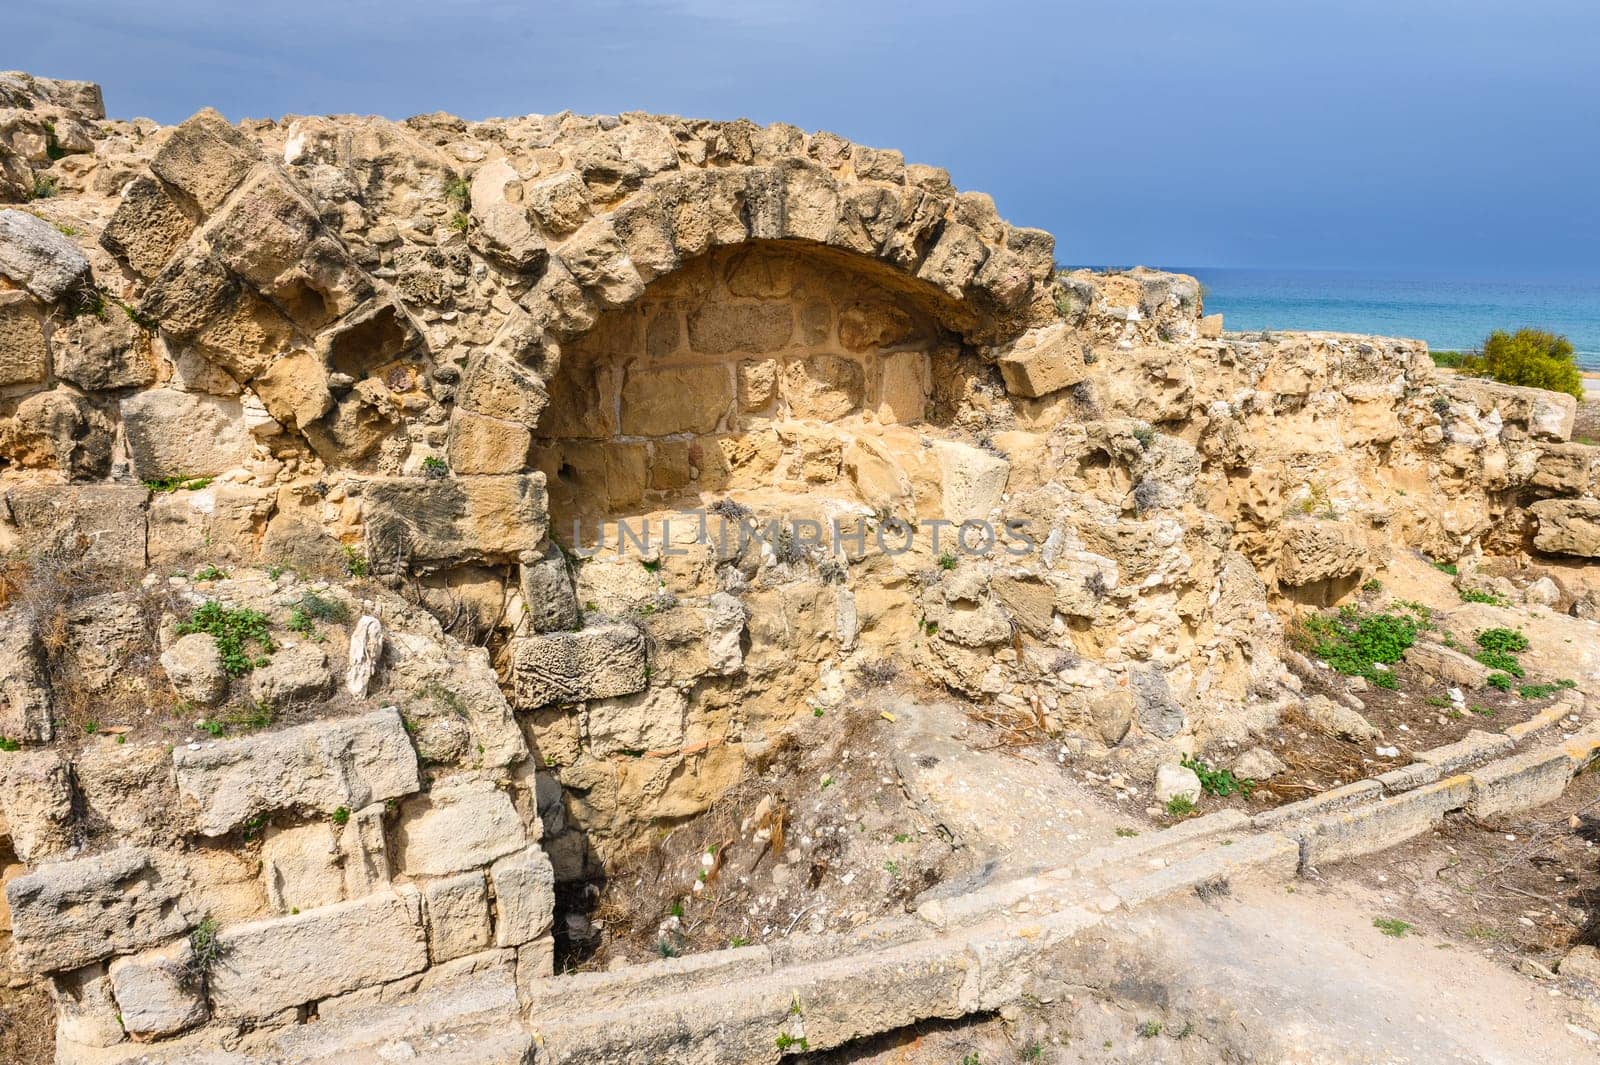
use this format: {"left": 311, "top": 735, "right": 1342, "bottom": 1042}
{"left": 1077, "top": 266, "right": 1600, "bottom": 370}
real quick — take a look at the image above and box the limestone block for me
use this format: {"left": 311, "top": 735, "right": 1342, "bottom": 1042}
{"left": 100, "top": 174, "right": 197, "bottom": 277}
{"left": 50, "top": 964, "right": 126, "bottom": 1050}
{"left": 447, "top": 408, "right": 533, "bottom": 474}
{"left": 620, "top": 363, "right": 734, "bottom": 436}
{"left": 519, "top": 548, "right": 579, "bottom": 634}
{"left": 301, "top": 379, "right": 401, "bottom": 464}
{"left": 526, "top": 170, "right": 592, "bottom": 236}
{"left": 51, "top": 303, "right": 160, "bottom": 391}
{"left": 424, "top": 871, "right": 493, "bottom": 962}
{"left": 6, "top": 846, "right": 195, "bottom": 972}
{"left": 458, "top": 349, "right": 550, "bottom": 426}
{"left": 159, "top": 631, "right": 228, "bottom": 707}
{"left": 782, "top": 355, "right": 865, "bottom": 420}
{"left": 0, "top": 290, "right": 48, "bottom": 386}
{"left": 686, "top": 299, "right": 793, "bottom": 355}
{"left": 490, "top": 845, "right": 555, "bottom": 948}
{"left": 611, "top": 189, "right": 679, "bottom": 281}
{"left": 0, "top": 208, "right": 91, "bottom": 302}
{"left": 508, "top": 623, "right": 649, "bottom": 709}
{"left": 1413, "top": 729, "right": 1513, "bottom": 774}
{"left": 107, "top": 940, "right": 208, "bottom": 1038}
{"left": 877, "top": 349, "right": 931, "bottom": 424}
{"left": 149, "top": 107, "right": 260, "bottom": 214}
{"left": 995, "top": 323, "right": 1088, "bottom": 399}
{"left": 250, "top": 348, "right": 334, "bottom": 429}
{"left": 121, "top": 389, "right": 253, "bottom": 481}
{"left": 1405, "top": 640, "right": 1493, "bottom": 688}
{"left": 1154, "top": 763, "right": 1202, "bottom": 805}
{"left": 706, "top": 591, "right": 747, "bottom": 676}
{"left": 1278, "top": 518, "right": 1365, "bottom": 586}
{"left": 1299, "top": 775, "right": 1471, "bottom": 867}
{"left": 1304, "top": 694, "right": 1379, "bottom": 742}
{"left": 585, "top": 686, "right": 687, "bottom": 756}
{"left": 139, "top": 247, "right": 299, "bottom": 380}
{"left": 3, "top": 387, "right": 113, "bottom": 479}
{"left": 208, "top": 888, "right": 429, "bottom": 1021}
{"left": 1530, "top": 498, "right": 1600, "bottom": 557}
{"left": 934, "top": 440, "right": 1009, "bottom": 523}
{"left": 363, "top": 473, "right": 548, "bottom": 571}
{"left": 3, "top": 483, "right": 148, "bottom": 569}
{"left": 0, "top": 749, "right": 77, "bottom": 862}
{"left": 146, "top": 483, "right": 277, "bottom": 570}
{"left": 247, "top": 641, "right": 334, "bottom": 706}
{"left": 557, "top": 218, "right": 644, "bottom": 308}
{"left": 0, "top": 613, "right": 54, "bottom": 743}
{"left": 397, "top": 779, "right": 527, "bottom": 877}
{"left": 916, "top": 220, "right": 987, "bottom": 297}
{"left": 1528, "top": 442, "right": 1600, "bottom": 495}
{"left": 469, "top": 158, "right": 548, "bottom": 271}
{"left": 261, "top": 821, "right": 347, "bottom": 914}
{"left": 173, "top": 707, "right": 421, "bottom": 836}
{"left": 1468, "top": 748, "right": 1572, "bottom": 819}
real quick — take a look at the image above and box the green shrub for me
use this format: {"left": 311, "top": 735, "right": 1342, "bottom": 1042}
{"left": 1181, "top": 756, "right": 1256, "bottom": 798}
{"left": 1475, "top": 628, "right": 1529, "bottom": 653}
{"left": 1430, "top": 350, "right": 1465, "bottom": 369}
{"left": 1458, "top": 588, "right": 1507, "bottom": 606}
{"left": 1460, "top": 329, "right": 1582, "bottom": 400}
{"left": 1486, "top": 672, "right": 1514, "bottom": 691}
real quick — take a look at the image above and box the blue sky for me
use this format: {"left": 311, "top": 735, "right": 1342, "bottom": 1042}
{"left": 10, "top": 1, "right": 1600, "bottom": 274}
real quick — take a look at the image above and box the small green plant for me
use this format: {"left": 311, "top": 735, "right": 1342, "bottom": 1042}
{"left": 1373, "top": 917, "right": 1412, "bottom": 938}
{"left": 883, "top": 860, "right": 900, "bottom": 877}
{"left": 297, "top": 592, "right": 350, "bottom": 624}
{"left": 194, "top": 564, "right": 229, "bottom": 582}
{"left": 0, "top": 737, "right": 20, "bottom": 752}
{"left": 287, "top": 607, "right": 315, "bottom": 636}
{"left": 1432, "top": 561, "right": 1458, "bottom": 576}
{"left": 1469, "top": 703, "right": 1497, "bottom": 717}
{"left": 811, "top": 707, "right": 824, "bottom": 717}
{"left": 655, "top": 939, "right": 680, "bottom": 958}
{"left": 449, "top": 212, "right": 470, "bottom": 233}
{"left": 1486, "top": 673, "right": 1513, "bottom": 692}
{"left": 1518, "top": 683, "right": 1562, "bottom": 699}
{"left": 176, "top": 601, "right": 274, "bottom": 676}
{"left": 30, "top": 173, "right": 58, "bottom": 199}
{"left": 1116, "top": 827, "right": 1140, "bottom": 837}
{"left": 1475, "top": 627, "right": 1529, "bottom": 654}
{"left": 1021, "top": 1042, "right": 1044, "bottom": 1060}
{"left": 1182, "top": 756, "right": 1255, "bottom": 798}
{"left": 1137, "top": 1020, "right": 1162, "bottom": 1038}
{"left": 143, "top": 475, "right": 213, "bottom": 493}
{"left": 443, "top": 175, "right": 470, "bottom": 206}
{"left": 186, "top": 917, "right": 225, "bottom": 986}
{"left": 729, "top": 934, "right": 750, "bottom": 948}
{"left": 1474, "top": 649, "right": 1524, "bottom": 676}
{"left": 331, "top": 806, "right": 351, "bottom": 826}
{"left": 1362, "top": 578, "right": 1383, "bottom": 593}
{"left": 1458, "top": 588, "right": 1508, "bottom": 607}
{"left": 1295, "top": 606, "right": 1418, "bottom": 689}
{"left": 266, "top": 562, "right": 290, "bottom": 580}
{"left": 775, "top": 1033, "right": 809, "bottom": 1051}
{"left": 421, "top": 455, "right": 449, "bottom": 478}
{"left": 1165, "top": 795, "right": 1196, "bottom": 817}
{"left": 342, "top": 544, "right": 369, "bottom": 578}
{"left": 82, "top": 720, "right": 99, "bottom": 735}
{"left": 937, "top": 552, "right": 957, "bottom": 571}
{"left": 1132, "top": 425, "right": 1155, "bottom": 449}
{"left": 198, "top": 719, "right": 226, "bottom": 737}
{"left": 641, "top": 559, "right": 662, "bottom": 573}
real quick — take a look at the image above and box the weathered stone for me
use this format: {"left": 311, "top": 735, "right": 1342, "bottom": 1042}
{"left": 1233, "top": 747, "right": 1287, "bottom": 780}
{"left": 208, "top": 888, "right": 429, "bottom": 1021}
{"left": 261, "top": 820, "right": 346, "bottom": 914}
{"left": 995, "top": 323, "right": 1087, "bottom": 398}
{"left": 447, "top": 408, "right": 533, "bottom": 474}
{"left": 0, "top": 290, "right": 48, "bottom": 385}
{"left": 6, "top": 846, "right": 196, "bottom": 972}
{"left": 1278, "top": 519, "right": 1365, "bottom": 586}
{"left": 1304, "top": 694, "right": 1380, "bottom": 742}
{"left": 423, "top": 871, "right": 493, "bottom": 962}
{"left": 100, "top": 174, "right": 197, "bottom": 277}
{"left": 248, "top": 640, "right": 333, "bottom": 705}
{"left": 364, "top": 473, "right": 548, "bottom": 572}
{"left": 0, "top": 207, "right": 91, "bottom": 302}
{"left": 1154, "top": 763, "right": 1202, "bottom": 804}
{"left": 458, "top": 350, "right": 550, "bottom": 426}
{"left": 1406, "top": 640, "right": 1493, "bottom": 688}
{"left": 149, "top": 107, "right": 260, "bottom": 214}
{"left": 397, "top": 778, "right": 527, "bottom": 877}
{"left": 526, "top": 170, "right": 593, "bottom": 235}
{"left": 686, "top": 299, "right": 793, "bottom": 355}
{"left": 250, "top": 347, "right": 334, "bottom": 429}
{"left": 139, "top": 247, "right": 298, "bottom": 379}
{"left": 0, "top": 611, "right": 53, "bottom": 744}
{"left": 558, "top": 218, "right": 644, "bottom": 308}
{"left": 121, "top": 389, "right": 253, "bottom": 480}
{"left": 489, "top": 845, "right": 555, "bottom": 947}
{"left": 2, "top": 484, "right": 147, "bottom": 568}
{"left": 4, "top": 388, "right": 113, "bottom": 479}
{"left": 107, "top": 940, "right": 209, "bottom": 1037}
{"left": 508, "top": 623, "right": 649, "bottom": 709}
{"left": 302, "top": 379, "right": 401, "bottom": 464}
{"left": 173, "top": 707, "right": 421, "bottom": 836}
{"left": 1529, "top": 498, "right": 1600, "bottom": 558}
{"left": 0, "top": 749, "right": 76, "bottom": 861}
{"left": 585, "top": 685, "right": 687, "bottom": 756}
{"left": 620, "top": 363, "right": 734, "bottom": 435}
{"left": 51, "top": 304, "right": 161, "bottom": 391}
{"left": 520, "top": 547, "right": 579, "bottom": 633}
{"left": 159, "top": 631, "right": 228, "bottom": 706}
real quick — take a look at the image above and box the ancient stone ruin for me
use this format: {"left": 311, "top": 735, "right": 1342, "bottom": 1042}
{"left": 1, "top": 71, "right": 1598, "bottom": 1063}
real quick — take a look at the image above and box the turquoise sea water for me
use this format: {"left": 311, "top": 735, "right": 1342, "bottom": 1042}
{"left": 1178, "top": 269, "right": 1600, "bottom": 370}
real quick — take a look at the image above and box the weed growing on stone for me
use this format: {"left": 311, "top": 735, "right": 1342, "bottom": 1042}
{"left": 1182, "top": 756, "right": 1256, "bottom": 798}
{"left": 186, "top": 917, "right": 225, "bottom": 989}
{"left": 342, "top": 545, "right": 369, "bottom": 578}
{"left": 143, "top": 474, "right": 213, "bottom": 493}
{"left": 1137, "top": 1020, "right": 1162, "bottom": 1038}
{"left": 937, "top": 552, "right": 957, "bottom": 570}
{"left": 421, "top": 455, "right": 449, "bottom": 478}
{"left": 1459, "top": 587, "right": 1508, "bottom": 607}
{"left": 331, "top": 806, "right": 350, "bottom": 825}
{"left": 177, "top": 601, "right": 274, "bottom": 676}
{"left": 775, "top": 1033, "right": 808, "bottom": 1051}
{"left": 1297, "top": 606, "right": 1418, "bottom": 690}
{"left": 297, "top": 592, "right": 350, "bottom": 624}
{"left": 194, "top": 565, "right": 228, "bottom": 582}
{"left": 1474, "top": 627, "right": 1528, "bottom": 677}
{"left": 1165, "top": 795, "right": 1196, "bottom": 817}
{"left": 1433, "top": 560, "right": 1458, "bottom": 576}
{"left": 1486, "top": 673, "right": 1514, "bottom": 692}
